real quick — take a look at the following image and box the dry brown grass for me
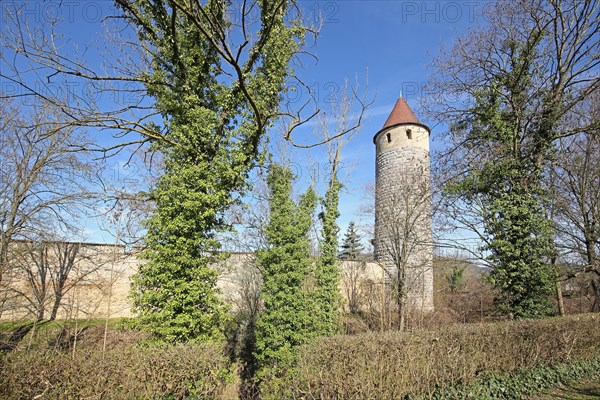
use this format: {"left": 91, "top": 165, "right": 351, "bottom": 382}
{"left": 0, "top": 327, "right": 232, "bottom": 400}
{"left": 263, "top": 314, "right": 600, "bottom": 399}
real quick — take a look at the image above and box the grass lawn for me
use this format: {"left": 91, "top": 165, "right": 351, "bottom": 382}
{"left": 0, "top": 317, "right": 136, "bottom": 332}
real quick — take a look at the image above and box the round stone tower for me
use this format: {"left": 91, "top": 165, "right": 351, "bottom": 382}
{"left": 373, "top": 97, "right": 434, "bottom": 311}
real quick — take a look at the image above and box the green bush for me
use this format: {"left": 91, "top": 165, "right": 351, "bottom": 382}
{"left": 261, "top": 314, "right": 600, "bottom": 399}
{"left": 0, "top": 343, "right": 232, "bottom": 399}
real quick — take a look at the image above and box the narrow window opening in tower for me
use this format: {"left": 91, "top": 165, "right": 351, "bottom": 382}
{"left": 406, "top": 129, "right": 412, "bottom": 139}
{"left": 386, "top": 132, "right": 392, "bottom": 143}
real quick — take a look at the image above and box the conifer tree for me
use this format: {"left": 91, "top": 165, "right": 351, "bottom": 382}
{"left": 340, "top": 221, "right": 364, "bottom": 260}
{"left": 254, "top": 164, "right": 317, "bottom": 377}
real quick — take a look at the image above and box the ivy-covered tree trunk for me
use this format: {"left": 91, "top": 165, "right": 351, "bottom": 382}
{"left": 254, "top": 164, "right": 317, "bottom": 378}
{"left": 429, "top": 0, "right": 598, "bottom": 319}
{"left": 315, "top": 175, "right": 342, "bottom": 335}
{"left": 482, "top": 164, "right": 556, "bottom": 317}
{"left": 122, "top": 0, "right": 308, "bottom": 342}
{"left": 133, "top": 154, "right": 233, "bottom": 343}
{"left": 448, "top": 88, "right": 558, "bottom": 318}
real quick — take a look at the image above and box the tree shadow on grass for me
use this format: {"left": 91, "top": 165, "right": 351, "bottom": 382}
{"left": 537, "top": 380, "right": 600, "bottom": 399}
{"left": 0, "top": 321, "right": 48, "bottom": 351}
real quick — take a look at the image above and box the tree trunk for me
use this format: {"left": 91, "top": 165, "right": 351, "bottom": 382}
{"left": 591, "top": 277, "right": 600, "bottom": 312}
{"left": 0, "top": 239, "right": 7, "bottom": 285}
{"left": 380, "top": 267, "right": 386, "bottom": 332}
{"left": 398, "top": 297, "right": 405, "bottom": 333}
{"left": 36, "top": 306, "right": 45, "bottom": 322}
{"left": 397, "top": 281, "right": 405, "bottom": 332}
{"left": 50, "top": 293, "right": 62, "bottom": 321}
{"left": 556, "top": 279, "right": 565, "bottom": 316}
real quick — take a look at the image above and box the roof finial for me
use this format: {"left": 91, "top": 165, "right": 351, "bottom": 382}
{"left": 400, "top": 89, "right": 403, "bottom": 99}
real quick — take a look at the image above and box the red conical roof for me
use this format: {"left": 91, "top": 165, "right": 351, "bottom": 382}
{"left": 382, "top": 97, "right": 421, "bottom": 129}
{"left": 373, "top": 97, "right": 430, "bottom": 143}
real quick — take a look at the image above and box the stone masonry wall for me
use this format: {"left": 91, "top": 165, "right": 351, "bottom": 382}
{"left": 374, "top": 124, "right": 434, "bottom": 311}
{"left": 0, "top": 247, "right": 390, "bottom": 321}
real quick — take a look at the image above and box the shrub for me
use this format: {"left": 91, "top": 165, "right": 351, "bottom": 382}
{"left": 0, "top": 342, "right": 232, "bottom": 399}
{"left": 262, "top": 314, "right": 600, "bottom": 399}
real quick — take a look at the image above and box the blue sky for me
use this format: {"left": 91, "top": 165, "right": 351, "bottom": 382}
{"left": 285, "top": 1, "right": 487, "bottom": 241}
{"left": 1, "top": 1, "right": 489, "bottom": 245}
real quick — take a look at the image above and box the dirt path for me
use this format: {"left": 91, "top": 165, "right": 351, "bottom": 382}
{"left": 533, "top": 377, "right": 600, "bottom": 399}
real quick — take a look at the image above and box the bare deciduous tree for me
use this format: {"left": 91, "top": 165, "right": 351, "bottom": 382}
{"left": 424, "top": 0, "right": 600, "bottom": 274}
{"left": 0, "top": 1, "right": 368, "bottom": 154}
{"left": 341, "top": 260, "right": 367, "bottom": 314}
{"left": 550, "top": 124, "right": 600, "bottom": 311}
{"left": 0, "top": 98, "right": 94, "bottom": 286}
{"left": 376, "top": 170, "right": 434, "bottom": 332}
